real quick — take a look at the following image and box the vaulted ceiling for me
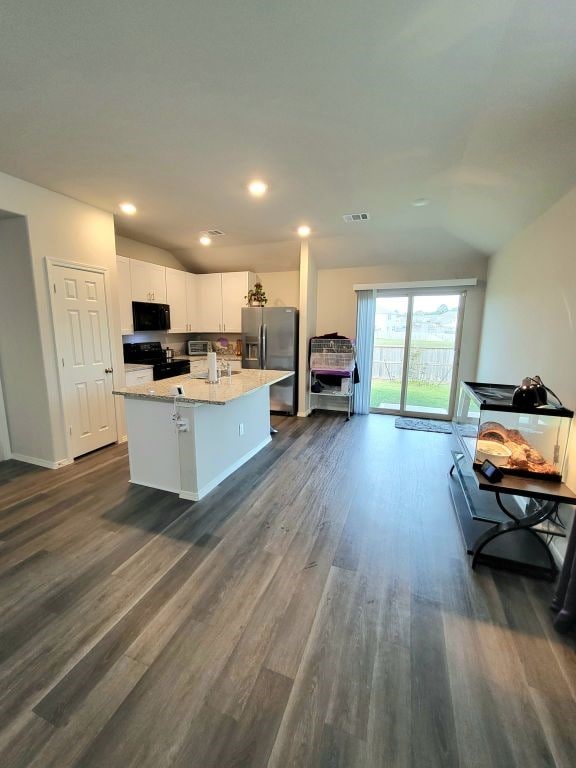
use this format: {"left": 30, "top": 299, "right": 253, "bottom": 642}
{"left": 1, "top": 1, "right": 576, "bottom": 271}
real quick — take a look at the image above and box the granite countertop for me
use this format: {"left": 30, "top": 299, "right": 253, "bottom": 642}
{"left": 114, "top": 369, "right": 293, "bottom": 406}
{"left": 124, "top": 363, "right": 154, "bottom": 372}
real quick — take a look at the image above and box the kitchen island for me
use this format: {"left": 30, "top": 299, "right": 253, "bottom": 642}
{"left": 114, "top": 369, "right": 292, "bottom": 500}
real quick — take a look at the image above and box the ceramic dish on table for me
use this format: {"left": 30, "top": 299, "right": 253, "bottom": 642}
{"left": 476, "top": 439, "right": 512, "bottom": 467}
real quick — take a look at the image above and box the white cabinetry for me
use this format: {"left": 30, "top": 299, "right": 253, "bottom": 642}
{"left": 185, "top": 274, "right": 197, "bottom": 332}
{"left": 165, "top": 268, "right": 188, "bottom": 333}
{"left": 222, "top": 272, "right": 255, "bottom": 332}
{"left": 164, "top": 270, "right": 198, "bottom": 333}
{"left": 196, "top": 272, "right": 256, "bottom": 333}
{"left": 196, "top": 273, "right": 224, "bottom": 332}
{"left": 130, "top": 260, "right": 166, "bottom": 303}
{"left": 125, "top": 368, "right": 154, "bottom": 386}
{"left": 116, "top": 255, "right": 133, "bottom": 335}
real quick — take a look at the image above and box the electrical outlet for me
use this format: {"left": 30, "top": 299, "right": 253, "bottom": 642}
{"left": 239, "top": 423, "right": 244, "bottom": 436}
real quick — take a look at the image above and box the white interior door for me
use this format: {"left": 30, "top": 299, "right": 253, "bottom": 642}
{"left": 52, "top": 265, "right": 117, "bottom": 457}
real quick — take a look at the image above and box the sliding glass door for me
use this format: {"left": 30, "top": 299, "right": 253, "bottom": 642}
{"left": 370, "top": 292, "right": 464, "bottom": 418}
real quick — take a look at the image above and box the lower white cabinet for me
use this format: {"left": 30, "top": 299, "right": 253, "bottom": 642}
{"left": 125, "top": 368, "right": 154, "bottom": 387}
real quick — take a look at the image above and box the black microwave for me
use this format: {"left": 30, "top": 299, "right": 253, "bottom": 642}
{"left": 132, "top": 302, "right": 171, "bottom": 331}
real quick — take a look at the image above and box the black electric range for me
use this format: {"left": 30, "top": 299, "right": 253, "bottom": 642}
{"left": 123, "top": 342, "right": 190, "bottom": 381}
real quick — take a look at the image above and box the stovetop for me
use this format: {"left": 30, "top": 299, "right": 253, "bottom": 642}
{"left": 123, "top": 341, "right": 168, "bottom": 365}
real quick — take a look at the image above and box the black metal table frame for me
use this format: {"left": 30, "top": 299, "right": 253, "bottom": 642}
{"left": 449, "top": 461, "right": 560, "bottom": 578}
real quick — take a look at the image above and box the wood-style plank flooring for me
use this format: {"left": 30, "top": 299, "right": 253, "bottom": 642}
{"left": 0, "top": 412, "right": 575, "bottom": 767}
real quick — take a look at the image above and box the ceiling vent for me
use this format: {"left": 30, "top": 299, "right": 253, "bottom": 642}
{"left": 207, "top": 229, "right": 225, "bottom": 236}
{"left": 342, "top": 213, "right": 370, "bottom": 223}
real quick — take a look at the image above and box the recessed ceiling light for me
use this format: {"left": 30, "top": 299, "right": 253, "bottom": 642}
{"left": 248, "top": 179, "right": 268, "bottom": 197}
{"left": 412, "top": 198, "right": 430, "bottom": 207}
{"left": 297, "top": 224, "right": 311, "bottom": 238}
{"left": 119, "top": 202, "right": 137, "bottom": 215}
{"left": 199, "top": 235, "right": 212, "bottom": 246}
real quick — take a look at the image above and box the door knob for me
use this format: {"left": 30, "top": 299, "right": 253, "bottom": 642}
{"left": 105, "top": 367, "right": 113, "bottom": 374}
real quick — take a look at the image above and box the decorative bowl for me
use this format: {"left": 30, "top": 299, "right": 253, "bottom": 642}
{"left": 476, "top": 439, "right": 512, "bottom": 467}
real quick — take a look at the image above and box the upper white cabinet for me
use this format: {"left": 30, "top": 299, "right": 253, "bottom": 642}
{"left": 195, "top": 272, "right": 255, "bottom": 333}
{"left": 130, "top": 260, "right": 166, "bottom": 303}
{"left": 165, "top": 267, "right": 188, "bottom": 333}
{"left": 185, "top": 273, "right": 197, "bottom": 332}
{"left": 196, "top": 273, "right": 223, "bottom": 332}
{"left": 166, "top": 269, "right": 198, "bottom": 333}
{"left": 116, "top": 256, "right": 134, "bottom": 335}
{"left": 222, "top": 272, "right": 256, "bottom": 332}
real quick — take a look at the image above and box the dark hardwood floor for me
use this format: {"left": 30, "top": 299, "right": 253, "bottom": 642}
{"left": 0, "top": 412, "right": 575, "bottom": 767}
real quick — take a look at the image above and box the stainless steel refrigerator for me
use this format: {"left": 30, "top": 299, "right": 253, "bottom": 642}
{"left": 242, "top": 307, "right": 298, "bottom": 415}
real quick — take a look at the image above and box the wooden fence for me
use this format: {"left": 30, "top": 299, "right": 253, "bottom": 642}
{"left": 372, "top": 345, "right": 454, "bottom": 384}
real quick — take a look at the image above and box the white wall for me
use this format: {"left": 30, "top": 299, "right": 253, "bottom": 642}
{"left": 115, "top": 235, "right": 186, "bottom": 270}
{"left": 316, "top": 258, "right": 488, "bottom": 387}
{"left": 477, "top": 185, "right": 576, "bottom": 555}
{"left": 297, "top": 242, "right": 318, "bottom": 416}
{"left": 0, "top": 216, "right": 54, "bottom": 460}
{"left": 0, "top": 171, "right": 119, "bottom": 464}
{"left": 258, "top": 271, "right": 300, "bottom": 308}
{"left": 0, "top": 354, "right": 11, "bottom": 460}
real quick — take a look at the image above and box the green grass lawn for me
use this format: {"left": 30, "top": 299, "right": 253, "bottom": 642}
{"left": 370, "top": 379, "right": 451, "bottom": 411}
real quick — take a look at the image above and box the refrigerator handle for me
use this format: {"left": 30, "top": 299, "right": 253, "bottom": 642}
{"left": 261, "top": 324, "right": 267, "bottom": 369}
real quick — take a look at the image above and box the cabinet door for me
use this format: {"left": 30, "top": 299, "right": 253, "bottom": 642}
{"left": 116, "top": 256, "right": 133, "bottom": 334}
{"left": 125, "top": 368, "right": 154, "bottom": 386}
{"left": 165, "top": 268, "right": 188, "bottom": 333}
{"left": 185, "top": 273, "right": 197, "bottom": 331}
{"left": 221, "top": 272, "right": 251, "bottom": 333}
{"left": 196, "top": 273, "right": 223, "bottom": 332}
{"left": 130, "top": 259, "right": 153, "bottom": 302}
{"left": 148, "top": 263, "right": 166, "bottom": 303}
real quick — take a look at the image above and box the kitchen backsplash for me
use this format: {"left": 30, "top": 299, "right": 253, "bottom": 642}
{"left": 122, "top": 330, "right": 242, "bottom": 355}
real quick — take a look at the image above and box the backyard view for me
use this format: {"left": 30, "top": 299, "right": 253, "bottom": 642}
{"left": 370, "top": 294, "right": 460, "bottom": 414}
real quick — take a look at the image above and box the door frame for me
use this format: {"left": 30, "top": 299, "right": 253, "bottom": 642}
{"left": 46, "top": 257, "right": 117, "bottom": 461}
{"left": 370, "top": 288, "right": 466, "bottom": 420}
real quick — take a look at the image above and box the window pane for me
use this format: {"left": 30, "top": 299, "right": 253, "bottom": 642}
{"left": 370, "top": 296, "right": 408, "bottom": 410}
{"left": 404, "top": 294, "right": 460, "bottom": 415}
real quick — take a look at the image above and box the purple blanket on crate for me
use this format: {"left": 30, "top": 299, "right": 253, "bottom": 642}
{"left": 309, "top": 333, "right": 359, "bottom": 384}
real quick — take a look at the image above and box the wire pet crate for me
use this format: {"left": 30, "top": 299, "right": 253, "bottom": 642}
{"left": 310, "top": 338, "right": 356, "bottom": 420}
{"left": 310, "top": 338, "right": 356, "bottom": 375}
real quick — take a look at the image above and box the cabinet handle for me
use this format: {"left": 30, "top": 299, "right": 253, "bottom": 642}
{"left": 223, "top": 324, "right": 226, "bottom": 331}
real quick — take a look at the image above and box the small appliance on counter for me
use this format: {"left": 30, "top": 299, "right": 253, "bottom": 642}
{"left": 187, "top": 340, "right": 212, "bottom": 356}
{"left": 123, "top": 342, "right": 190, "bottom": 381}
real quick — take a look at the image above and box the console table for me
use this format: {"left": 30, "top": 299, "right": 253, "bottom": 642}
{"left": 449, "top": 450, "right": 576, "bottom": 580}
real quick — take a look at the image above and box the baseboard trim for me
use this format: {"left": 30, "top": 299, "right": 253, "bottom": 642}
{"left": 297, "top": 409, "right": 312, "bottom": 418}
{"left": 180, "top": 436, "right": 272, "bottom": 502}
{"left": 128, "top": 478, "right": 180, "bottom": 494}
{"left": 11, "top": 453, "right": 74, "bottom": 469}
